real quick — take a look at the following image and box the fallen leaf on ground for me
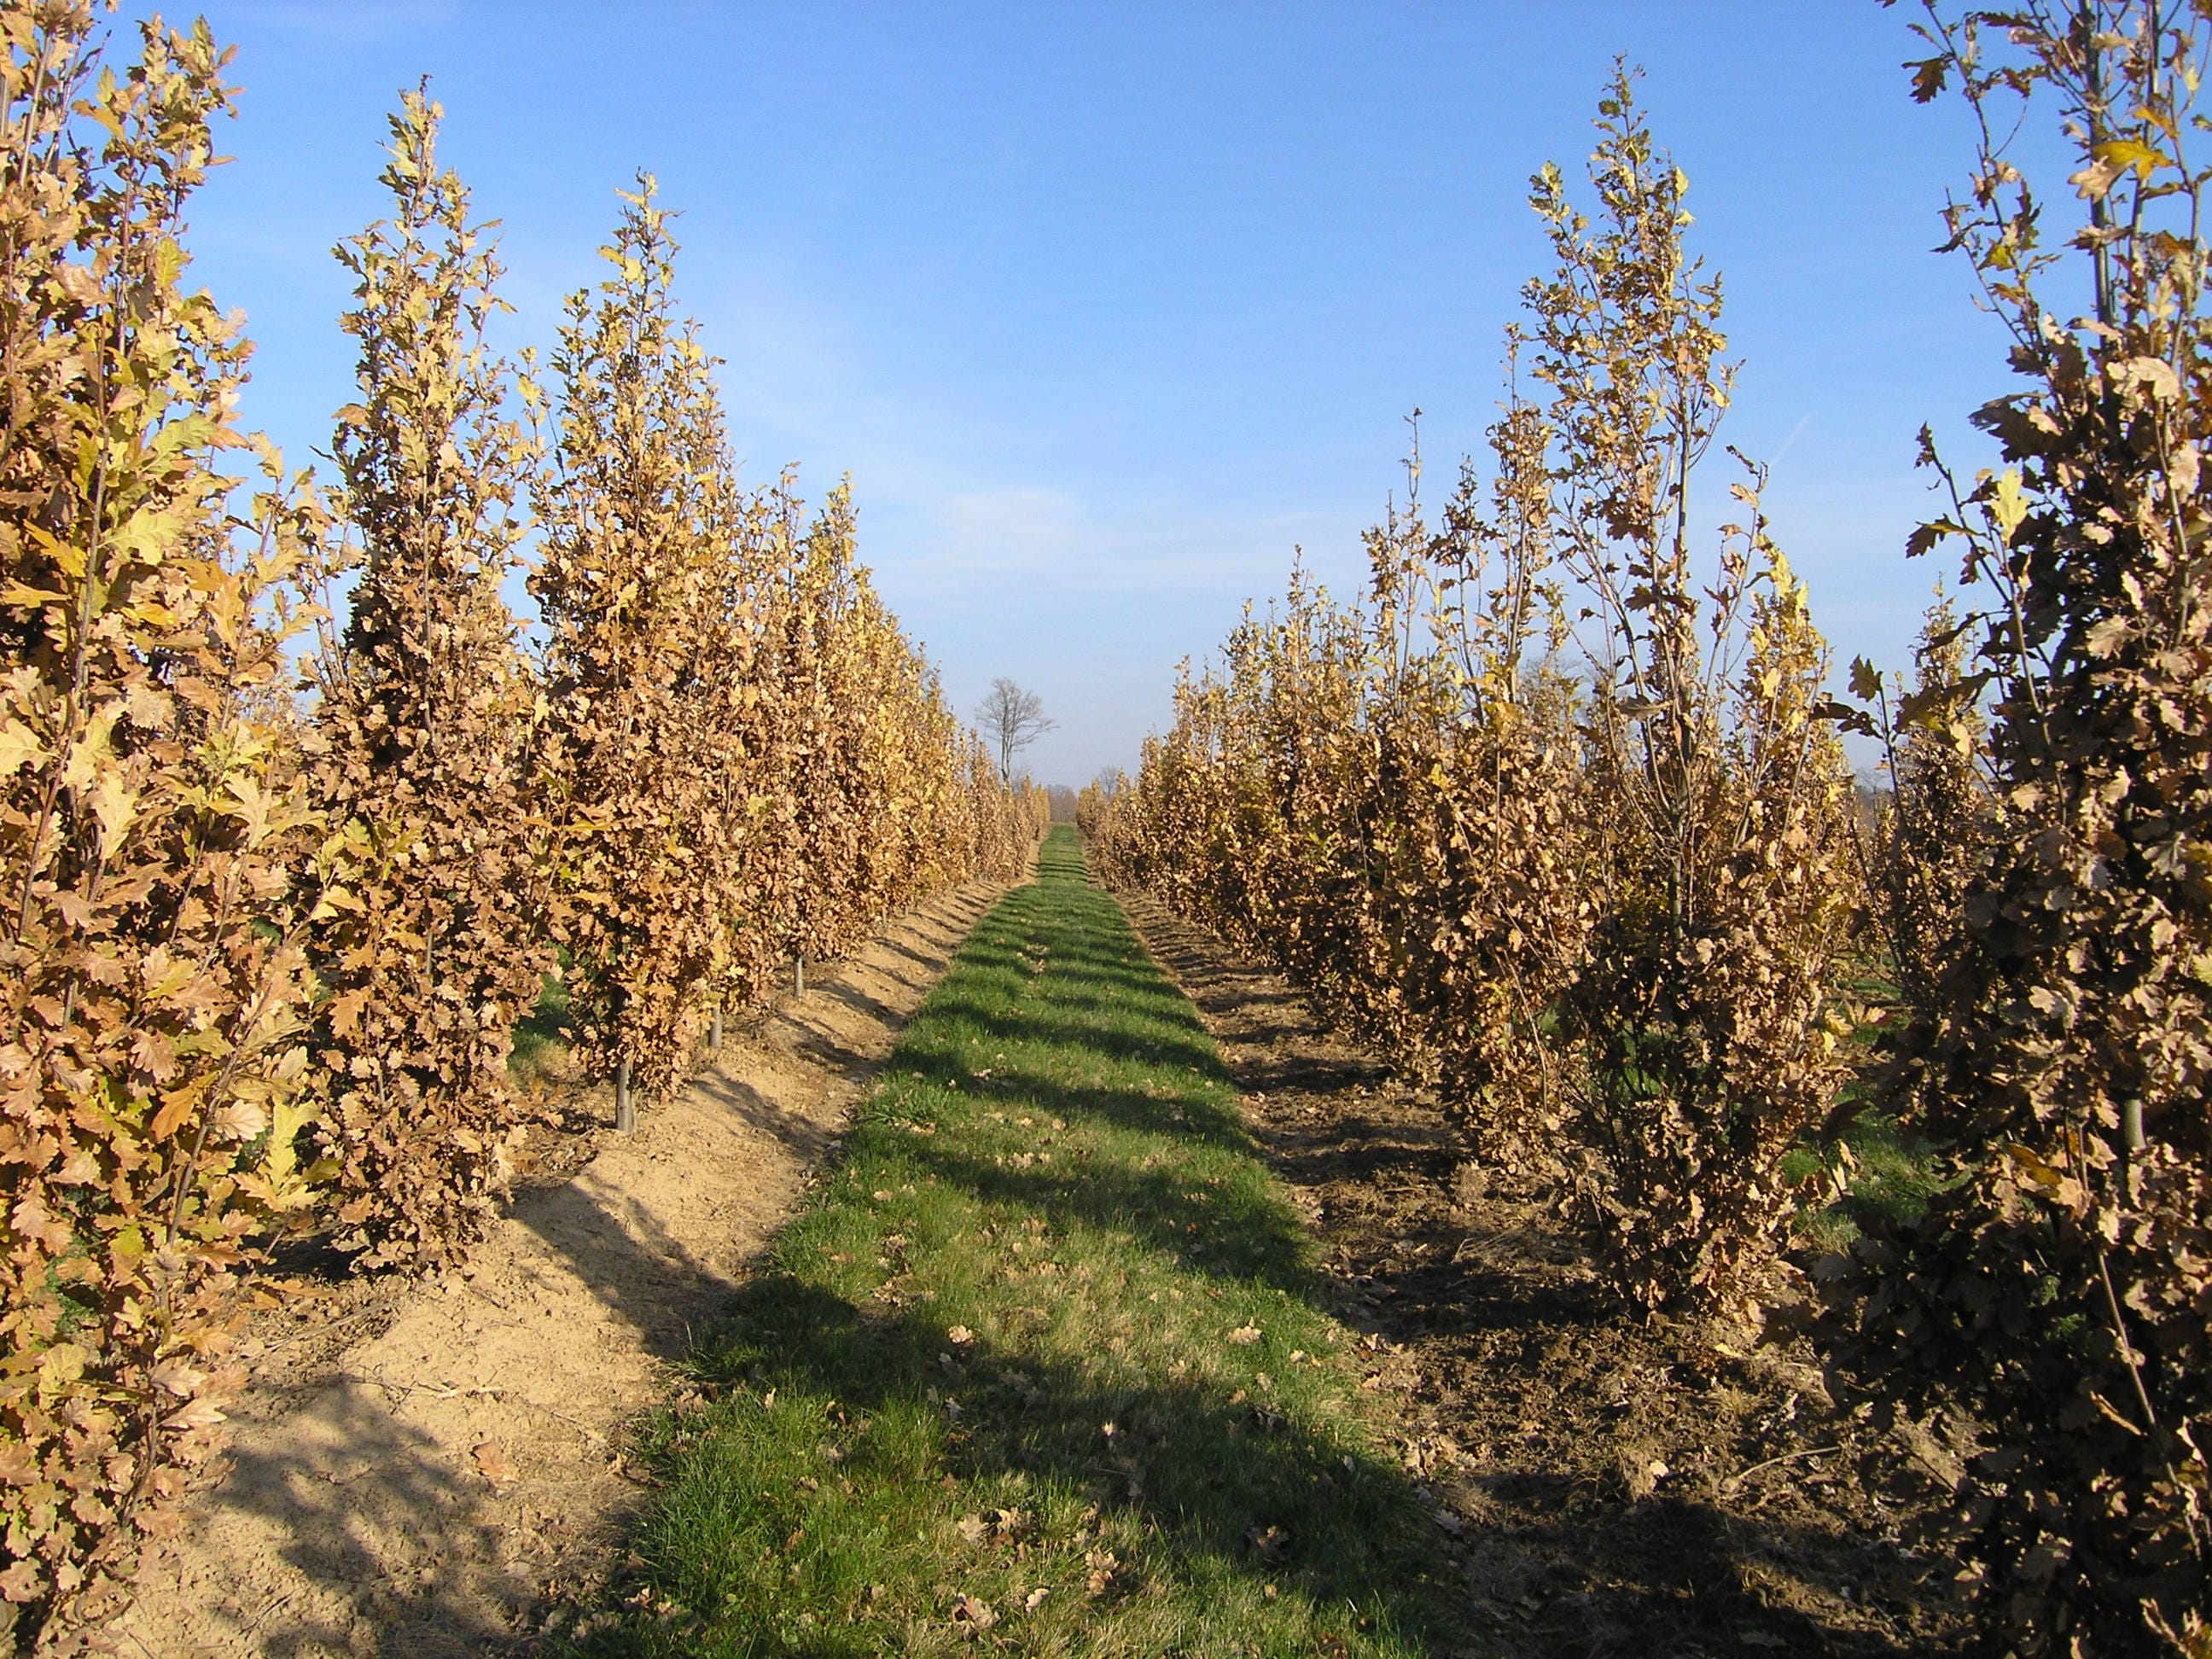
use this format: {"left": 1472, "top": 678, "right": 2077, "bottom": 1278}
{"left": 473, "top": 1440, "right": 516, "bottom": 1486}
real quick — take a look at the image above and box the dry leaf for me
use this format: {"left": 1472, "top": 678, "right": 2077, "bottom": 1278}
{"left": 473, "top": 1440, "right": 517, "bottom": 1486}
{"left": 1084, "top": 1549, "right": 1118, "bottom": 1594}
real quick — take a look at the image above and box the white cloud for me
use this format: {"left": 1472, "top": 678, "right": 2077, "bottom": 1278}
{"left": 892, "top": 484, "right": 1319, "bottom": 598}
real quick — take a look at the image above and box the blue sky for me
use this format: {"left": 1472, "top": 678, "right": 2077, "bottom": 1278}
{"left": 153, "top": 1, "right": 2007, "bottom": 784}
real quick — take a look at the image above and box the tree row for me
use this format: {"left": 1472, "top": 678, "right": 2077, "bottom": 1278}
{"left": 0, "top": 10, "right": 1044, "bottom": 1641}
{"left": 1086, "top": 18, "right": 2211, "bottom": 1652}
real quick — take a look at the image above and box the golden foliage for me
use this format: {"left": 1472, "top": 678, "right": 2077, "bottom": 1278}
{"left": 533, "top": 187, "right": 1043, "bottom": 1103}
{"left": 533, "top": 175, "right": 738, "bottom": 1107}
{"left": 0, "top": 8, "right": 321, "bottom": 1635}
{"left": 302, "top": 87, "right": 550, "bottom": 1272}
{"left": 1096, "top": 73, "right": 1857, "bottom": 1324}
{"left": 1826, "top": 5, "right": 2212, "bottom": 1649}
{"left": 1527, "top": 79, "right": 1856, "bottom": 1321}
{"left": 1845, "top": 597, "right": 1991, "bottom": 1030}
{"left": 0, "top": 42, "right": 1039, "bottom": 1636}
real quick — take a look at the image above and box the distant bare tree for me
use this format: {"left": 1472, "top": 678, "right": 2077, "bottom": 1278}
{"left": 976, "top": 678, "right": 1056, "bottom": 783}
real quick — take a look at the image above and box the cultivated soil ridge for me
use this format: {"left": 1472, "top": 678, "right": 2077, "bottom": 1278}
{"left": 1111, "top": 884, "right": 1969, "bottom": 1657}
{"left": 111, "top": 872, "right": 1019, "bottom": 1659}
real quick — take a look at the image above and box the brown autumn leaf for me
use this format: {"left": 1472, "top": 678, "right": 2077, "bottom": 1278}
{"left": 304, "top": 87, "right": 551, "bottom": 1273}
{"left": 950, "top": 1592, "right": 996, "bottom": 1631}
{"left": 1824, "top": 11, "right": 2212, "bottom": 1651}
{"left": 1083, "top": 1549, "right": 1118, "bottom": 1594}
{"left": 1097, "top": 68, "right": 1854, "bottom": 1324}
{"left": 0, "top": 11, "right": 325, "bottom": 1629}
{"left": 473, "top": 1440, "right": 517, "bottom": 1487}
{"left": 535, "top": 197, "right": 1044, "bottom": 1121}
{"left": 0, "top": 26, "right": 1041, "bottom": 1639}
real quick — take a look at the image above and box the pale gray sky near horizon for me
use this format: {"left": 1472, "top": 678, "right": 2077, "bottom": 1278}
{"left": 145, "top": 1, "right": 2014, "bottom": 784}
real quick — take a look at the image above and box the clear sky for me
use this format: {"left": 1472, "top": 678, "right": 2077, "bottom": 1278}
{"left": 142, "top": 0, "right": 2007, "bottom": 785}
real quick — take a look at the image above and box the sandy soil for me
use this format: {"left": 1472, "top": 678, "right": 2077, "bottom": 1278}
{"left": 110, "top": 876, "right": 1015, "bottom": 1659}
{"left": 1115, "top": 887, "right": 1973, "bottom": 1659}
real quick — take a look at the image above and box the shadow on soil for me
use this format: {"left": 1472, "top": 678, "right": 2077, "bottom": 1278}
{"left": 198, "top": 891, "right": 1001, "bottom": 1659}
{"left": 1122, "top": 891, "right": 1968, "bottom": 1658}
{"left": 178, "top": 1399, "right": 505, "bottom": 1659}
{"left": 557, "top": 837, "right": 1956, "bottom": 1658}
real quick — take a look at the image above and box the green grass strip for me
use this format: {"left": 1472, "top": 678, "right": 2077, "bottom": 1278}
{"left": 563, "top": 827, "right": 1452, "bottom": 1658}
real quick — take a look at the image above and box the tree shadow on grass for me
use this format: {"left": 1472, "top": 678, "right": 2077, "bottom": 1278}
{"left": 562, "top": 839, "right": 1947, "bottom": 1656}
{"left": 1115, "top": 885, "right": 1959, "bottom": 1657}
{"left": 581, "top": 1267, "right": 1937, "bottom": 1659}
{"left": 905, "top": 991, "right": 1230, "bottom": 1080}
{"left": 890, "top": 1134, "right": 1320, "bottom": 1301}
{"left": 609, "top": 1275, "right": 1456, "bottom": 1658}
{"left": 880, "top": 1045, "right": 1249, "bottom": 1150}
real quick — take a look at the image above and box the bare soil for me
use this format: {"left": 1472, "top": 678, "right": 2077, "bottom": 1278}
{"left": 1115, "top": 888, "right": 1976, "bottom": 1659}
{"left": 109, "top": 876, "right": 1013, "bottom": 1659}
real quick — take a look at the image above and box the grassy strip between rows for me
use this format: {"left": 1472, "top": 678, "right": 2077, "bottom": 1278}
{"left": 561, "top": 827, "right": 1453, "bottom": 1658}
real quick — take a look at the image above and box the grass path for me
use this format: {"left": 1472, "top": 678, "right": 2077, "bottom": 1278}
{"left": 565, "top": 828, "right": 1452, "bottom": 1657}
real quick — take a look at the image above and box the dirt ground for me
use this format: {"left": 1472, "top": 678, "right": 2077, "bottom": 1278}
{"left": 109, "top": 876, "right": 1012, "bottom": 1659}
{"left": 1116, "top": 889, "right": 1976, "bottom": 1659}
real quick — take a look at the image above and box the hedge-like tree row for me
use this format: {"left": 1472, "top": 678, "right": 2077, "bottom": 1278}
{"left": 1090, "top": 15, "right": 2212, "bottom": 1649}
{"left": 0, "top": 12, "right": 1043, "bottom": 1643}
{"left": 1092, "top": 69, "right": 1857, "bottom": 1327}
